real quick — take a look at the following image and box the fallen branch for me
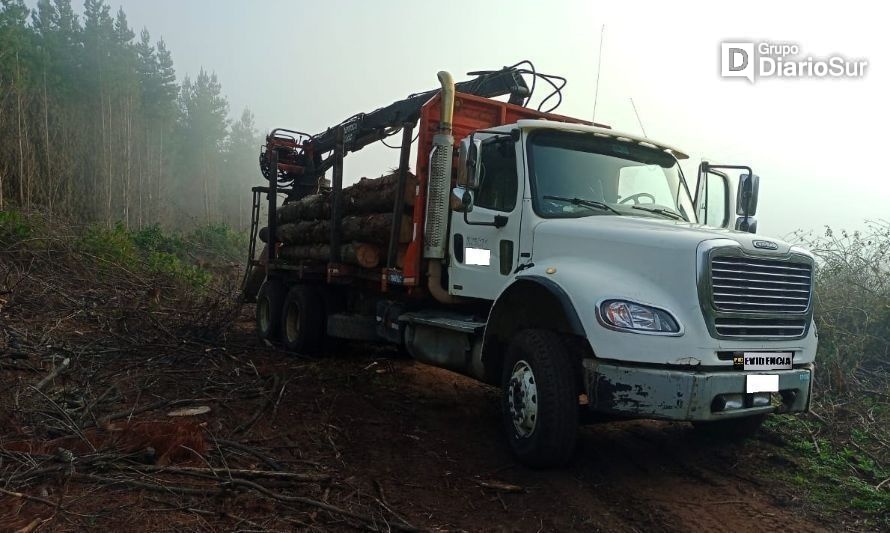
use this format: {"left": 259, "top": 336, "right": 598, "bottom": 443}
{"left": 224, "top": 477, "right": 419, "bottom": 532}
{"left": 75, "top": 474, "right": 418, "bottom": 532}
{"left": 76, "top": 473, "right": 224, "bottom": 496}
{"left": 215, "top": 438, "right": 283, "bottom": 471}
{"left": 233, "top": 374, "right": 281, "bottom": 435}
{"left": 0, "top": 486, "right": 59, "bottom": 507}
{"left": 800, "top": 419, "right": 821, "bottom": 455}
{"left": 474, "top": 479, "right": 525, "bottom": 493}
{"left": 34, "top": 357, "right": 70, "bottom": 391}
{"left": 15, "top": 517, "right": 48, "bottom": 533}
{"left": 125, "top": 464, "right": 329, "bottom": 482}
{"left": 88, "top": 398, "right": 205, "bottom": 428}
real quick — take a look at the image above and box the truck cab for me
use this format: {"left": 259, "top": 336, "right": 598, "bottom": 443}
{"left": 436, "top": 118, "right": 815, "bottom": 465}
{"left": 247, "top": 67, "right": 816, "bottom": 468}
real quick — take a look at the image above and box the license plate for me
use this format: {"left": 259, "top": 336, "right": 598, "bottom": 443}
{"left": 741, "top": 352, "right": 792, "bottom": 371}
{"left": 747, "top": 374, "right": 779, "bottom": 393}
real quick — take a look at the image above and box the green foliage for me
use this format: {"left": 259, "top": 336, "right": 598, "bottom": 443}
{"left": 80, "top": 222, "right": 137, "bottom": 264}
{"left": 145, "top": 250, "right": 211, "bottom": 288}
{"left": 131, "top": 223, "right": 184, "bottom": 255}
{"left": 78, "top": 221, "right": 241, "bottom": 289}
{"left": 765, "top": 415, "right": 889, "bottom": 526}
{"left": 0, "top": 209, "right": 32, "bottom": 241}
{"left": 186, "top": 223, "right": 246, "bottom": 262}
{"left": 793, "top": 222, "right": 890, "bottom": 393}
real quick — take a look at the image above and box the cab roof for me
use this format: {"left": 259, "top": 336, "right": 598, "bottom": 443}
{"left": 515, "top": 119, "right": 690, "bottom": 160}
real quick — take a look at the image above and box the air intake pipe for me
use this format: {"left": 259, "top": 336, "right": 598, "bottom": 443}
{"left": 423, "top": 71, "right": 455, "bottom": 260}
{"left": 424, "top": 71, "right": 461, "bottom": 304}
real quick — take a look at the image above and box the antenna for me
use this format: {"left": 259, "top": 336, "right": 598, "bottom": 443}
{"left": 592, "top": 24, "right": 605, "bottom": 123}
{"left": 630, "top": 97, "right": 647, "bottom": 138}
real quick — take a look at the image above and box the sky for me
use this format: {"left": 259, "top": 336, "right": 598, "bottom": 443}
{"left": 70, "top": 0, "right": 889, "bottom": 239}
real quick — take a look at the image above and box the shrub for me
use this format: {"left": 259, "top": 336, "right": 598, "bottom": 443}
{"left": 0, "top": 210, "right": 32, "bottom": 242}
{"left": 132, "top": 223, "right": 185, "bottom": 255}
{"left": 80, "top": 222, "right": 139, "bottom": 265}
{"left": 146, "top": 250, "right": 212, "bottom": 288}
{"left": 794, "top": 221, "right": 890, "bottom": 394}
{"left": 78, "top": 221, "right": 244, "bottom": 289}
{"left": 186, "top": 223, "right": 247, "bottom": 263}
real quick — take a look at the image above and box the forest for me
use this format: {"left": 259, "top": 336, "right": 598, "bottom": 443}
{"left": 0, "top": 0, "right": 259, "bottom": 229}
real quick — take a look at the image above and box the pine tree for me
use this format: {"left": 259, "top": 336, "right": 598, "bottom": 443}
{"left": 0, "top": 1, "right": 254, "bottom": 228}
{"left": 177, "top": 68, "right": 229, "bottom": 223}
{"left": 225, "top": 108, "right": 260, "bottom": 228}
{"left": 0, "top": 0, "right": 33, "bottom": 209}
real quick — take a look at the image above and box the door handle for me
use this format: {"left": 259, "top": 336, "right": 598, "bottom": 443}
{"left": 463, "top": 211, "right": 508, "bottom": 228}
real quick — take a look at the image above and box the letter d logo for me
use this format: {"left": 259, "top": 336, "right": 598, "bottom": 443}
{"left": 721, "top": 42, "right": 755, "bottom": 83}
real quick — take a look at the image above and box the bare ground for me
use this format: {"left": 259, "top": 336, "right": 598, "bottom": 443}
{"left": 0, "top": 312, "right": 842, "bottom": 531}
{"left": 0, "top": 221, "right": 874, "bottom": 531}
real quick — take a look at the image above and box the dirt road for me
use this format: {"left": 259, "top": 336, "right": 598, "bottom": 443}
{"left": 305, "top": 350, "right": 824, "bottom": 532}
{"left": 1, "top": 315, "right": 833, "bottom": 531}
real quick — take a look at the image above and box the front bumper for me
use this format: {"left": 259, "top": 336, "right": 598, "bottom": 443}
{"left": 583, "top": 359, "right": 813, "bottom": 422}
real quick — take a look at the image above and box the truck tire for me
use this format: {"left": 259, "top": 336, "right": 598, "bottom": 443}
{"left": 501, "top": 329, "right": 578, "bottom": 468}
{"left": 281, "top": 285, "right": 325, "bottom": 354}
{"left": 256, "top": 279, "right": 284, "bottom": 341}
{"left": 692, "top": 413, "right": 767, "bottom": 439}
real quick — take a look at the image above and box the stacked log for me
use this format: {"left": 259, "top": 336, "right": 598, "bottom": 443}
{"left": 272, "top": 214, "right": 413, "bottom": 246}
{"left": 260, "top": 170, "right": 416, "bottom": 269}
{"left": 278, "top": 243, "right": 381, "bottom": 269}
{"left": 275, "top": 171, "right": 417, "bottom": 224}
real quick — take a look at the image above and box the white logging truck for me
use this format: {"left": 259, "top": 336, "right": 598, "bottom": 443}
{"left": 242, "top": 63, "right": 816, "bottom": 467}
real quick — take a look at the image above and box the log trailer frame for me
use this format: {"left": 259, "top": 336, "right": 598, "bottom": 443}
{"left": 245, "top": 64, "right": 590, "bottom": 295}
{"left": 243, "top": 63, "right": 817, "bottom": 467}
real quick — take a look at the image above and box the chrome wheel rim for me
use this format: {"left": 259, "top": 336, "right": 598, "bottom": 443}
{"left": 507, "top": 360, "right": 538, "bottom": 437}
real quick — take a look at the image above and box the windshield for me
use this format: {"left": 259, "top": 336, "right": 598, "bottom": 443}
{"left": 527, "top": 130, "right": 696, "bottom": 222}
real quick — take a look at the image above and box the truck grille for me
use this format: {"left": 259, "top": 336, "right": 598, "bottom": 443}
{"left": 714, "top": 317, "right": 808, "bottom": 338}
{"left": 705, "top": 253, "right": 814, "bottom": 339}
{"left": 711, "top": 256, "right": 812, "bottom": 313}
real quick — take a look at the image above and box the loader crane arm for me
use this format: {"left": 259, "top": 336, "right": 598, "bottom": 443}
{"left": 258, "top": 65, "right": 536, "bottom": 196}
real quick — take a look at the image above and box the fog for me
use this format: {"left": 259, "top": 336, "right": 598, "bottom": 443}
{"left": 95, "top": 0, "right": 888, "bottom": 238}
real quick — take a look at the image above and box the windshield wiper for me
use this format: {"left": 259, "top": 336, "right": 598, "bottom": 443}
{"left": 543, "top": 195, "right": 621, "bottom": 215}
{"left": 631, "top": 205, "right": 686, "bottom": 221}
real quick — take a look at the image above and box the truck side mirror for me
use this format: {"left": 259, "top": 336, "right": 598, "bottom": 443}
{"left": 735, "top": 216, "right": 757, "bottom": 233}
{"left": 458, "top": 138, "right": 483, "bottom": 189}
{"left": 451, "top": 187, "right": 473, "bottom": 213}
{"left": 736, "top": 173, "right": 759, "bottom": 217}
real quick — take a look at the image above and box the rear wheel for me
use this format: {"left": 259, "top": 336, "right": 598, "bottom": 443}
{"left": 501, "top": 329, "right": 578, "bottom": 468}
{"left": 281, "top": 285, "right": 325, "bottom": 354}
{"left": 692, "top": 413, "right": 767, "bottom": 439}
{"left": 255, "top": 279, "right": 285, "bottom": 341}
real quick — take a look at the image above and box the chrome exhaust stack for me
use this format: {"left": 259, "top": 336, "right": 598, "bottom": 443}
{"left": 423, "top": 71, "right": 455, "bottom": 260}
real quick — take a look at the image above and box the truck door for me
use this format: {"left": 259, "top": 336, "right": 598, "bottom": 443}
{"left": 449, "top": 137, "right": 522, "bottom": 300}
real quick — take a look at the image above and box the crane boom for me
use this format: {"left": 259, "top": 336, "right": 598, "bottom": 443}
{"left": 259, "top": 66, "right": 531, "bottom": 192}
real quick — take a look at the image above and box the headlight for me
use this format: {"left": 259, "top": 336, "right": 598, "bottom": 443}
{"left": 598, "top": 300, "right": 681, "bottom": 334}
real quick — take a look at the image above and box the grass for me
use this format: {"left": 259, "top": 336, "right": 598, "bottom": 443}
{"left": 764, "top": 414, "right": 889, "bottom": 528}
{"left": 773, "top": 222, "right": 890, "bottom": 527}
{"left": 2, "top": 209, "right": 245, "bottom": 290}
{"left": 0, "top": 210, "right": 33, "bottom": 240}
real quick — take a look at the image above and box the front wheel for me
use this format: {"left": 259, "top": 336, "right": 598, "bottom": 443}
{"left": 501, "top": 329, "right": 579, "bottom": 468}
{"left": 692, "top": 413, "right": 767, "bottom": 439}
